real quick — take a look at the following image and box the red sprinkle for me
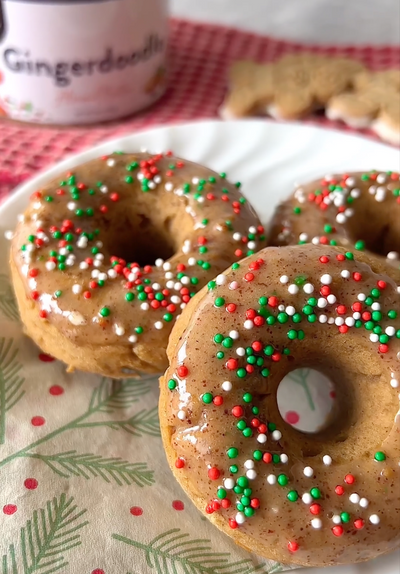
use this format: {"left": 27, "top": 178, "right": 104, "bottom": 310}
{"left": 310, "top": 504, "right": 321, "bottom": 515}
{"left": 213, "top": 396, "right": 223, "bottom": 406}
{"left": 226, "top": 358, "right": 238, "bottom": 370}
{"left": 208, "top": 467, "right": 220, "bottom": 480}
{"left": 244, "top": 272, "right": 254, "bottom": 282}
{"left": 177, "top": 366, "right": 188, "bottom": 378}
{"left": 332, "top": 526, "right": 344, "bottom": 537}
{"left": 319, "top": 256, "right": 329, "bottom": 263}
{"left": 335, "top": 485, "right": 345, "bottom": 495}
{"left": 39, "top": 310, "right": 47, "bottom": 319}
{"left": 287, "top": 541, "right": 299, "bottom": 552}
{"left": 354, "top": 519, "right": 364, "bottom": 530}
{"left": 344, "top": 474, "right": 355, "bottom": 485}
{"left": 262, "top": 453, "right": 272, "bottom": 463}
{"left": 229, "top": 519, "right": 238, "bottom": 529}
{"left": 226, "top": 303, "right": 237, "bottom": 313}
{"left": 231, "top": 406, "right": 244, "bottom": 418}
{"left": 379, "top": 344, "right": 389, "bottom": 354}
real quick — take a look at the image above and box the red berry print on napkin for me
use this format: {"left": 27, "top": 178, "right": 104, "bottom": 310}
{"left": 24, "top": 478, "right": 38, "bottom": 490}
{"left": 91, "top": 570, "right": 105, "bottom": 574}
{"left": 3, "top": 504, "right": 17, "bottom": 515}
{"left": 285, "top": 411, "right": 300, "bottom": 425}
{"left": 130, "top": 506, "right": 143, "bottom": 516}
{"left": 172, "top": 500, "right": 184, "bottom": 511}
{"left": 49, "top": 385, "right": 64, "bottom": 396}
{"left": 31, "top": 416, "right": 45, "bottom": 426}
{"left": 38, "top": 353, "right": 55, "bottom": 362}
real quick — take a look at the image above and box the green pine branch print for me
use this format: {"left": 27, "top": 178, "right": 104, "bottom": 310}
{"left": 0, "top": 378, "right": 156, "bottom": 486}
{"left": 112, "top": 528, "right": 280, "bottom": 574}
{"left": 0, "top": 338, "right": 25, "bottom": 444}
{"left": 24, "top": 451, "right": 154, "bottom": 486}
{"left": 286, "top": 368, "right": 315, "bottom": 410}
{"left": 1, "top": 493, "right": 88, "bottom": 574}
{"left": 77, "top": 407, "right": 160, "bottom": 437}
{"left": 0, "top": 275, "right": 19, "bottom": 322}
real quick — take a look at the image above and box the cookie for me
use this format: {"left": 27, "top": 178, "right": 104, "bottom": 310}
{"left": 327, "top": 70, "right": 400, "bottom": 145}
{"left": 220, "top": 54, "right": 365, "bottom": 120}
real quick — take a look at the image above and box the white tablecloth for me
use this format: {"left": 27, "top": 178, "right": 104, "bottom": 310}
{"left": 171, "top": 0, "right": 400, "bottom": 45}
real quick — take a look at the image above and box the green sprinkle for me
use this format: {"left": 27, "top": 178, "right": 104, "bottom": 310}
{"left": 388, "top": 310, "right": 397, "bottom": 319}
{"left": 237, "top": 368, "right": 247, "bottom": 378}
{"left": 287, "top": 329, "right": 297, "bottom": 340}
{"left": 214, "top": 334, "right": 224, "bottom": 343}
{"left": 237, "top": 420, "right": 247, "bottom": 431}
{"left": 244, "top": 507, "right": 255, "bottom": 517}
{"left": 345, "top": 252, "right": 354, "bottom": 260}
{"left": 264, "top": 345, "right": 274, "bottom": 356}
{"left": 242, "top": 427, "right": 253, "bottom": 438}
{"left": 223, "top": 337, "right": 233, "bottom": 348}
{"left": 202, "top": 393, "right": 213, "bottom": 404}
{"left": 168, "top": 379, "right": 177, "bottom": 390}
{"left": 324, "top": 224, "right": 333, "bottom": 233}
{"left": 253, "top": 450, "right": 262, "bottom": 461}
{"left": 99, "top": 307, "right": 111, "bottom": 317}
{"left": 277, "top": 474, "right": 288, "bottom": 486}
{"left": 125, "top": 176, "right": 133, "bottom": 183}
{"left": 261, "top": 368, "right": 270, "bottom": 377}
{"left": 217, "top": 488, "right": 227, "bottom": 499}
{"left": 310, "top": 487, "right": 321, "bottom": 499}
{"left": 227, "top": 448, "right": 238, "bottom": 459}
{"left": 54, "top": 290, "right": 62, "bottom": 298}
{"left": 287, "top": 490, "right": 299, "bottom": 502}
{"left": 293, "top": 206, "right": 301, "bottom": 215}
{"left": 243, "top": 392, "right": 252, "bottom": 403}
{"left": 45, "top": 195, "right": 53, "bottom": 202}
{"left": 215, "top": 297, "right": 225, "bottom": 307}
{"left": 237, "top": 476, "right": 248, "bottom": 488}
{"left": 354, "top": 240, "right": 365, "bottom": 251}
{"left": 135, "top": 326, "right": 143, "bottom": 334}
{"left": 163, "top": 313, "right": 173, "bottom": 322}
{"left": 277, "top": 312, "right": 289, "bottom": 324}
{"left": 216, "top": 351, "right": 225, "bottom": 359}
{"left": 229, "top": 464, "right": 238, "bottom": 474}
{"left": 374, "top": 451, "right": 386, "bottom": 462}
{"left": 341, "top": 512, "right": 351, "bottom": 523}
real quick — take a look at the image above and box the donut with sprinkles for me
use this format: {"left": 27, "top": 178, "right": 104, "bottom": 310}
{"left": 9, "top": 152, "right": 265, "bottom": 377}
{"left": 269, "top": 171, "right": 400, "bottom": 282}
{"left": 160, "top": 244, "right": 400, "bottom": 566}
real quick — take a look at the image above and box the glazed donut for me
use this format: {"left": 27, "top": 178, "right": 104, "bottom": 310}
{"left": 10, "top": 152, "right": 265, "bottom": 377}
{"left": 269, "top": 170, "right": 400, "bottom": 279}
{"left": 160, "top": 244, "right": 400, "bottom": 567}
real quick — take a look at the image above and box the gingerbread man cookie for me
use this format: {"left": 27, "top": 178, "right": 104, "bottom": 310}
{"left": 327, "top": 70, "right": 400, "bottom": 145}
{"left": 220, "top": 54, "right": 365, "bottom": 120}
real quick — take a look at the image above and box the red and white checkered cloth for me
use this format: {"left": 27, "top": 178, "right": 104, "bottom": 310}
{"left": 0, "top": 18, "right": 399, "bottom": 201}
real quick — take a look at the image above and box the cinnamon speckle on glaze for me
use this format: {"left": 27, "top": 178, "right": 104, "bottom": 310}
{"left": 10, "top": 152, "right": 265, "bottom": 377}
{"left": 160, "top": 245, "right": 400, "bottom": 567}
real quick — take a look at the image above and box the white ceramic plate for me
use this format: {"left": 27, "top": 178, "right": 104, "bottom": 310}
{"left": 1, "top": 120, "right": 399, "bottom": 574}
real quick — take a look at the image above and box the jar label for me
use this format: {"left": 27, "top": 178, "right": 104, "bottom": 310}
{"left": 0, "top": 0, "right": 168, "bottom": 124}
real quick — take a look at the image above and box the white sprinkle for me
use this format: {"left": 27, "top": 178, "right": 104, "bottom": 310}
{"left": 174, "top": 282, "right": 182, "bottom": 291}
{"left": 235, "top": 512, "right": 246, "bottom": 524}
{"left": 286, "top": 305, "right": 296, "bottom": 316}
{"left": 106, "top": 158, "right": 116, "bottom": 167}
{"left": 246, "top": 469, "right": 257, "bottom": 480}
{"left": 100, "top": 185, "right": 108, "bottom": 193}
{"left": 288, "top": 284, "right": 299, "bottom": 295}
{"left": 171, "top": 296, "right": 181, "bottom": 304}
{"left": 91, "top": 269, "right": 99, "bottom": 278}
{"left": 177, "top": 410, "right": 186, "bottom": 420}
{"left": 188, "top": 257, "right": 196, "bottom": 266}
{"left": 165, "top": 182, "right": 173, "bottom": 192}
{"left": 345, "top": 317, "right": 355, "bottom": 327}
{"left": 280, "top": 454, "right": 288, "bottom": 464}
{"left": 328, "top": 317, "right": 335, "bottom": 324}
{"left": 216, "top": 274, "right": 227, "bottom": 285}
{"left": 349, "top": 493, "right": 360, "bottom": 504}
{"left": 312, "top": 237, "right": 320, "bottom": 245}
{"left": 108, "top": 269, "right": 117, "bottom": 279}
{"left": 244, "top": 320, "right": 254, "bottom": 329}
{"left": 80, "top": 262, "right": 89, "bottom": 270}
{"left": 353, "top": 312, "right": 361, "bottom": 320}
{"left": 154, "top": 321, "right": 163, "bottom": 330}
{"left": 317, "top": 298, "right": 327, "bottom": 308}
{"left": 303, "top": 466, "right": 314, "bottom": 478}
{"left": 390, "top": 378, "right": 399, "bottom": 388}
{"left": 299, "top": 233, "right": 308, "bottom": 241}
{"left": 236, "top": 347, "right": 245, "bottom": 356}
{"left": 386, "top": 326, "right": 396, "bottom": 337}
{"left": 320, "top": 274, "right": 332, "bottom": 285}
{"left": 148, "top": 181, "right": 156, "bottom": 190}
{"left": 229, "top": 281, "right": 238, "bottom": 290}
{"left": 154, "top": 175, "right": 162, "bottom": 184}
{"left": 267, "top": 475, "right": 277, "bottom": 485}
{"left": 302, "top": 493, "right": 312, "bottom": 504}
{"left": 181, "top": 276, "right": 190, "bottom": 285}
{"left": 247, "top": 241, "right": 256, "bottom": 250}
{"left": 98, "top": 273, "right": 107, "bottom": 281}
{"left": 303, "top": 283, "right": 314, "bottom": 294}
{"left": 192, "top": 177, "right": 199, "bottom": 184}
{"left": 229, "top": 330, "right": 239, "bottom": 340}
{"left": 387, "top": 251, "right": 399, "bottom": 261}
{"left": 377, "top": 173, "right": 387, "bottom": 184}
{"left": 45, "top": 261, "right": 56, "bottom": 271}
{"left": 346, "top": 177, "right": 356, "bottom": 186}
{"left": 278, "top": 305, "right": 285, "bottom": 312}
{"left": 371, "top": 302, "right": 381, "bottom": 310}
{"left": 244, "top": 459, "right": 255, "bottom": 470}
{"left": 163, "top": 262, "right": 172, "bottom": 271}
{"left": 335, "top": 317, "right": 345, "bottom": 326}
{"left": 140, "top": 303, "right": 149, "bottom": 311}
{"left": 358, "top": 293, "right": 366, "bottom": 301}
{"left": 128, "top": 335, "right": 137, "bottom": 343}
{"left": 224, "top": 478, "right": 235, "bottom": 489}
{"left": 336, "top": 213, "right": 346, "bottom": 224}
{"left": 249, "top": 226, "right": 257, "bottom": 234}
{"left": 257, "top": 433, "right": 267, "bottom": 444}
{"left": 271, "top": 430, "right": 282, "bottom": 441}
{"left": 67, "top": 201, "right": 76, "bottom": 211}
{"left": 332, "top": 514, "right": 341, "bottom": 524}
{"left": 280, "top": 275, "right": 289, "bottom": 284}
{"left": 233, "top": 232, "right": 241, "bottom": 241}
{"left": 369, "top": 514, "right": 380, "bottom": 525}
{"left": 322, "top": 455, "right": 332, "bottom": 466}
{"left": 319, "top": 314, "right": 328, "bottom": 324}
{"left": 72, "top": 284, "right": 82, "bottom": 294}
{"left": 359, "top": 498, "right": 369, "bottom": 508}
{"left": 68, "top": 311, "right": 86, "bottom": 325}
{"left": 114, "top": 324, "right": 125, "bottom": 336}
{"left": 370, "top": 334, "right": 379, "bottom": 343}
{"left": 311, "top": 518, "right": 322, "bottom": 529}
{"left": 4, "top": 230, "right": 13, "bottom": 240}
{"left": 341, "top": 270, "right": 351, "bottom": 279}
{"left": 222, "top": 380, "right": 232, "bottom": 392}
{"left": 327, "top": 294, "right": 337, "bottom": 304}
{"left": 155, "top": 258, "right": 164, "bottom": 267}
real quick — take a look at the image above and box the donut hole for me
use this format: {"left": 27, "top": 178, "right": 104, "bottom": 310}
{"left": 277, "top": 368, "right": 336, "bottom": 434}
{"left": 101, "top": 211, "right": 177, "bottom": 267}
{"left": 344, "top": 208, "right": 400, "bottom": 258}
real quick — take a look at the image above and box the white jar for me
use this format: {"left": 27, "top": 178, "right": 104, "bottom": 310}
{"left": 0, "top": 0, "right": 168, "bottom": 124}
